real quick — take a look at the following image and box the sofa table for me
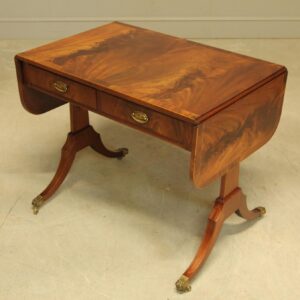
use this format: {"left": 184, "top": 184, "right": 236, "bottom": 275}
{"left": 15, "top": 22, "right": 287, "bottom": 293}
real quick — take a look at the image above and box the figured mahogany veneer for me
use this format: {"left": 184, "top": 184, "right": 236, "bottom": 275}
{"left": 15, "top": 22, "right": 288, "bottom": 294}
{"left": 18, "top": 61, "right": 194, "bottom": 150}
{"left": 23, "top": 63, "right": 97, "bottom": 110}
{"left": 191, "top": 72, "right": 287, "bottom": 187}
{"left": 97, "top": 91, "right": 193, "bottom": 150}
{"left": 15, "top": 21, "right": 285, "bottom": 123}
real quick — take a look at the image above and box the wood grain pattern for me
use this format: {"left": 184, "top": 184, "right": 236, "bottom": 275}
{"left": 31, "top": 104, "right": 128, "bottom": 214}
{"left": 176, "top": 164, "right": 266, "bottom": 292}
{"left": 15, "top": 58, "right": 66, "bottom": 114}
{"left": 190, "top": 72, "right": 287, "bottom": 188}
{"left": 97, "top": 91, "right": 193, "bottom": 150}
{"left": 23, "top": 63, "right": 97, "bottom": 110}
{"left": 15, "top": 21, "right": 285, "bottom": 124}
{"left": 15, "top": 23, "right": 288, "bottom": 292}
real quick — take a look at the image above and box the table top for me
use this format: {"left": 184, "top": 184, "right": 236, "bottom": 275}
{"left": 17, "top": 22, "right": 285, "bottom": 123}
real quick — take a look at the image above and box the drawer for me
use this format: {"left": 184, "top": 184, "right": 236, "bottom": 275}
{"left": 23, "top": 63, "right": 97, "bottom": 109}
{"left": 97, "top": 91, "right": 193, "bottom": 150}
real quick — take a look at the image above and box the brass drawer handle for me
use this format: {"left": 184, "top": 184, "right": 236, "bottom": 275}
{"left": 53, "top": 80, "right": 68, "bottom": 93}
{"left": 131, "top": 111, "right": 149, "bottom": 124}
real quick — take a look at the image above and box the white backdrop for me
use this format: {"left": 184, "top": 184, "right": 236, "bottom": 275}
{"left": 0, "top": 0, "right": 299, "bottom": 38}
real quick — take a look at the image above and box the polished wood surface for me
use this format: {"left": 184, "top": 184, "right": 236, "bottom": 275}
{"left": 191, "top": 72, "right": 287, "bottom": 187}
{"left": 176, "top": 164, "right": 266, "bottom": 292}
{"left": 97, "top": 90, "right": 193, "bottom": 150}
{"left": 16, "top": 57, "right": 194, "bottom": 150}
{"left": 31, "top": 104, "right": 128, "bottom": 214}
{"left": 16, "top": 21, "right": 285, "bottom": 123}
{"left": 15, "top": 22, "right": 288, "bottom": 293}
{"left": 23, "top": 63, "right": 97, "bottom": 109}
{"left": 15, "top": 58, "right": 65, "bottom": 114}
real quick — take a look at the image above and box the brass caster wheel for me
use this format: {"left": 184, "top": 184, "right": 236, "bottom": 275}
{"left": 117, "top": 148, "right": 129, "bottom": 160}
{"left": 175, "top": 275, "right": 191, "bottom": 293}
{"left": 256, "top": 206, "right": 266, "bottom": 216}
{"left": 32, "top": 195, "right": 45, "bottom": 215}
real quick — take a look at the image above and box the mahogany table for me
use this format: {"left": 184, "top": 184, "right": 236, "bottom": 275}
{"left": 15, "top": 22, "right": 288, "bottom": 293}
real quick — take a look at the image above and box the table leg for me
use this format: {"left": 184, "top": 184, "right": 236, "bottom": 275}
{"left": 31, "top": 104, "right": 128, "bottom": 214}
{"left": 175, "top": 164, "right": 266, "bottom": 293}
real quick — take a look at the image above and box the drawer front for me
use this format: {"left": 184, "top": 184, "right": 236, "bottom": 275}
{"left": 23, "top": 63, "right": 97, "bottom": 109}
{"left": 97, "top": 91, "right": 193, "bottom": 150}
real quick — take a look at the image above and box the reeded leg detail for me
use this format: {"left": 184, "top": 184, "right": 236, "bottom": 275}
{"left": 176, "top": 164, "right": 265, "bottom": 292}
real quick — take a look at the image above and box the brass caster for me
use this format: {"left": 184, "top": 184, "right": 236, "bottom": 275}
{"left": 32, "top": 195, "right": 45, "bottom": 215}
{"left": 175, "top": 275, "right": 191, "bottom": 293}
{"left": 256, "top": 206, "right": 266, "bottom": 216}
{"left": 117, "top": 147, "right": 129, "bottom": 160}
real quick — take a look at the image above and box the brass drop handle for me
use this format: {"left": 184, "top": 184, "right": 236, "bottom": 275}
{"left": 53, "top": 80, "right": 68, "bottom": 93}
{"left": 131, "top": 111, "right": 149, "bottom": 124}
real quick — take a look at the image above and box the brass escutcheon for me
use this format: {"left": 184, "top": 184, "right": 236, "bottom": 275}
{"left": 53, "top": 80, "right": 68, "bottom": 93}
{"left": 131, "top": 111, "right": 149, "bottom": 124}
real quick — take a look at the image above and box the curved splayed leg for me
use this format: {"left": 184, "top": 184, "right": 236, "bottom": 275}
{"left": 89, "top": 128, "right": 128, "bottom": 159}
{"left": 235, "top": 194, "right": 266, "bottom": 220}
{"left": 175, "top": 164, "right": 266, "bottom": 292}
{"left": 32, "top": 142, "right": 76, "bottom": 214}
{"left": 32, "top": 104, "right": 128, "bottom": 214}
{"left": 176, "top": 201, "right": 224, "bottom": 292}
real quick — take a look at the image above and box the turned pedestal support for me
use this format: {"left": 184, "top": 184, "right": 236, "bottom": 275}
{"left": 175, "top": 164, "right": 266, "bottom": 292}
{"left": 32, "top": 104, "right": 128, "bottom": 214}
{"left": 31, "top": 104, "right": 266, "bottom": 294}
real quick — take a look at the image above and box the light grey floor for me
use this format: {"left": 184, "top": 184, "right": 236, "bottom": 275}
{"left": 0, "top": 39, "right": 299, "bottom": 300}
